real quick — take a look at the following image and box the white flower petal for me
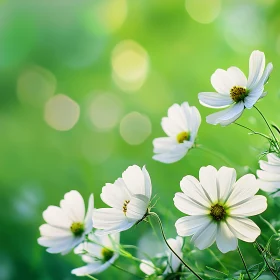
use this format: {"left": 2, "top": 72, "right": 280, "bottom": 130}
{"left": 72, "top": 263, "right": 103, "bottom": 276}
{"left": 142, "top": 166, "right": 152, "bottom": 199}
{"left": 140, "top": 260, "right": 156, "bottom": 276}
{"left": 206, "top": 102, "right": 244, "bottom": 126}
{"left": 153, "top": 137, "right": 178, "bottom": 154}
{"left": 126, "top": 194, "right": 149, "bottom": 221}
{"left": 174, "top": 193, "right": 209, "bottom": 215}
{"left": 38, "top": 235, "right": 73, "bottom": 248}
{"left": 226, "top": 174, "right": 258, "bottom": 207}
{"left": 216, "top": 222, "right": 237, "bottom": 253}
{"left": 267, "top": 153, "right": 280, "bottom": 164}
{"left": 199, "top": 165, "right": 218, "bottom": 203}
{"left": 100, "top": 181, "right": 130, "bottom": 210}
{"left": 180, "top": 175, "right": 211, "bottom": 207}
{"left": 198, "top": 92, "right": 233, "bottom": 108}
{"left": 153, "top": 142, "right": 191, "bottom": 164}
{"left": 257, "top": 170, "right": 280, "bottom": 182}
{"left": 92, "top": 208, "right": 127, "bottom": 230}
{"left": 230, "top": 195, "right": 267, "bottom": 216}
{"left": 227, "top": 67, "right": 247, "bottom": 87}
{"left": 165, "top": 237, "right": 183, "bottom": 274}
{"left": 247, "top": 50, "right": 265, "bottom": 89}
{"left": 257, "top": 180, "right": 280, "bottom": 193}
{"left": 60, "top": 190, "right": 85, "bottom": 222}
{"left": 244, "top": 86, "right": 264, "bottom": 109}
{"left": 39, "top": 224, "right": 71, "bottom": 238}
{"left": 95, "top": 221, "right": 134, "bottom": 236}
{"left": 259, "top": 160, "right": 280, "bottom": 173}
{"left": 175, "top": 215, "right": 210, "bottom": 236}
{"left": 227, "top": 217, "right": 261, "bottom": 242}
{"left": 43, "top": 206, "right": 72, "bottom": 229}
{"left": 167, "top": 103, "right": 188, "bottom": 131}
{"left": 122, "top": 165, "right": 146, "bottom": 196}
{"left": 189, "top": 105, "right": 201, "bottom": 140}
{"left": 161, "top": 117, "right": 183, "bottom": 136}
{"left": 217, "top": 166, "right": 236, "bottom": 202}
{"left": 211, "top": 69, "right": 235, "bottom": 94}
{"left": 191, "top": 222, "right": 217, "bottom": 250}
{"left": 85, "top": 194, "right": 94, "bottom": 233}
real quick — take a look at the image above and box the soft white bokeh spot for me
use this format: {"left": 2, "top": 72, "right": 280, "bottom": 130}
{"left": 44, "top": 94, "right": 80, "bottom": 131}
{"left": 185, "top": 0, "right": 221, "bottom": 24}
{"left": 17, "top": 65, "right": 56, "bottom": 107}
{"left": 88, "top": 92, "right": 123, "bottom": 130}
{"left": 85, "top": 0, "right": 127, "bottom": 34}
{"left": 112, "top": 40, "right": 149, "bottom": 92}
{"left": 120, "top": 112, "right": 152, "bottom": 145}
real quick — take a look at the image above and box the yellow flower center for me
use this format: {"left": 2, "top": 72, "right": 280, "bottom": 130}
{"left": 177, "top": 131, "right": 190, "bottom": 143}
{"left": 70, "top": 222, "right": 84, "bottom": 236}
{"left": 123, "top": 200, "right": 130, "bottom": 215}
{"left": 230, "top": 86, "right": 248, "bottom": 102}
{"left": 210, "top": 204, "right": 226, "bottom": 221}
{"left": 101, "top": 247, "right": 114, "bottom": 262}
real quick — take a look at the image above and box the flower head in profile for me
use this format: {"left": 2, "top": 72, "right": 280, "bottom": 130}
{"left": 174, "top": 166, "right": 267, "bottom": 253}
{"left": 140, "top": 236, "right": 183, "bottom": 276}
{"left": 38, "top": 190, "right": 94, "bottom": 255}
{"left": 257, "top": 153, "right": 280, "bottom": 194}
{"left": 153, "top": 102, "right": 201, "bottom": 164}
{"left": 198, "top": 50, "right": 273, "bottom": 126}
{"left": 93, "top": 165, "right": 152, "bottom": 235}
{"left": 72, "top": 232, "right": 120, "bottom": 276}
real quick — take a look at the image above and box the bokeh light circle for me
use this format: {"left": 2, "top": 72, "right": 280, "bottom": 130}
{"left": 44, "top": 94, "right": 80, "bottom": 131}
{"left": 120, "top": 112, "right": 152, "bottom": 145}
{"left": 87, "top": 92, "right": 123, "bottom": 130}
{"left": 112, "top": 40, "right": 149, "bottom": 92}
{"left": 185, "top": 0, "right": 221, "bottom": 24}
{"left": 84, "top": 0, "right": 127, "bottom": 35}
{"left": 17, "top": 65, "right": 56, "bottom": 107}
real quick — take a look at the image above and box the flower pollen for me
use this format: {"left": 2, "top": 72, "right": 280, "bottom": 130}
{"left": 70, "top": 222, "right": 84, "bottom": 236}
{"left": 230, "top": 86, "right": 248, "bottom": 102}
{"left": 210, "top": 204, "right": 226, "bottom": 221}
{"left": 101, "top": 247, "right": 114, "bottom": 262}
{"left": 177, "top": 131, "right": 190, "bottom": 143}
{"left": 123, "top": 200, "right": 130, "bottom": 215}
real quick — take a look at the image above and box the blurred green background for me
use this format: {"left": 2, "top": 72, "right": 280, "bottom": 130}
{"left": 1, "top": 0, "right": 280, "bottom": 279}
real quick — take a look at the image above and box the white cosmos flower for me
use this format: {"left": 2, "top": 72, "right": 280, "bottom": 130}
{"left": 140, "top": 236, "right": 183, "bottom": 276}
{"left": 198, "top": 50, "right": 273, "bottom": 126}
{"left": 92, "top": 165, "right": 152, "bottom": 235}
{"left": 71, "top": 232, "right": 120, "bottom": 276}
{"left": 257, "top": 153, "right": 280, "bottom": 194}
{"left": 174, "top": 166, "right": 267, "bottom": 253}
{"left": 38, "top": 190, "right": 94, "bottom": 255}
{"left": 153, "top": 102, "right": 201, "bottom": 164}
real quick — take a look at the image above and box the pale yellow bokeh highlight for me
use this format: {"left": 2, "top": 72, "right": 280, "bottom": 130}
{"left": 112, "top": 40, "right": 149, "bottom": 92}
{"left": 44, "top": 94, "right": 80, "bottom": 131}
{"left": 120, "top": 112, "right": 152, "bottom": 145}
{"left": 185, "top": 0, "right": 221, "bottom": 24}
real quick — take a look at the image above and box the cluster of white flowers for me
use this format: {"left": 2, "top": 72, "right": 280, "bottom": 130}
{"left": 38, "top": 50, "right": 280, "bottom": 279}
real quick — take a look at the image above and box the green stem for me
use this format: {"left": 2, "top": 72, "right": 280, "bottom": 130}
{"left": 111, "top": 263, "right": 143, "bottom": 279}
{"left": 196, "top": 144, "right": 234, "bottom": 167}
{"left": 207, "top": 248, "right": 228, "bottom": 273}
{"left": 254, "top": 241, "right": 280, "bottom": 279}
{"left": 86, "top": 275, "right": 98, "bottom": 280}
{"left": 237, "top": 247, "right": 251, "bottom": 280}
{"left": 150, "top": 212, "right": 203, "bottom": 280}
{"left": 254, "top": 106, "right": 279, "bottom": 150}
{"left": 234, "top": 122, "right": 271, "bottom": 141}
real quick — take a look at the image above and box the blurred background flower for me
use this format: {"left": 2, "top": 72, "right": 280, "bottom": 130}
{"left": 1, "top": 0, "right": 280, "bottom": 279}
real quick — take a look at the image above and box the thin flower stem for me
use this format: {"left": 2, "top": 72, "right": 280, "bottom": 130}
{"left": 86, "top": 274, "right": 98, "bottom": 280}
{"left": 150, "top": 212, "right": 204, "bottom": 280}
{"left": 237, "top": 247, "right": 251, "bottom": 280}
{"left": 254, "top": 106, "right": 279, "bottom": 149}
{"left": 111, "top": 263, "right": 143, "bottom": 279}
{"left": 254, "top": 241, "right": 280, "bottom": 280}
{"left": 196, "top": 144, "right": 234, "bottom": 167}
{"left": 234, "top": 122, "right": 271, "bottom": 141}
{"left": 207, "top": 248, "right": 228, "bottom": 273}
